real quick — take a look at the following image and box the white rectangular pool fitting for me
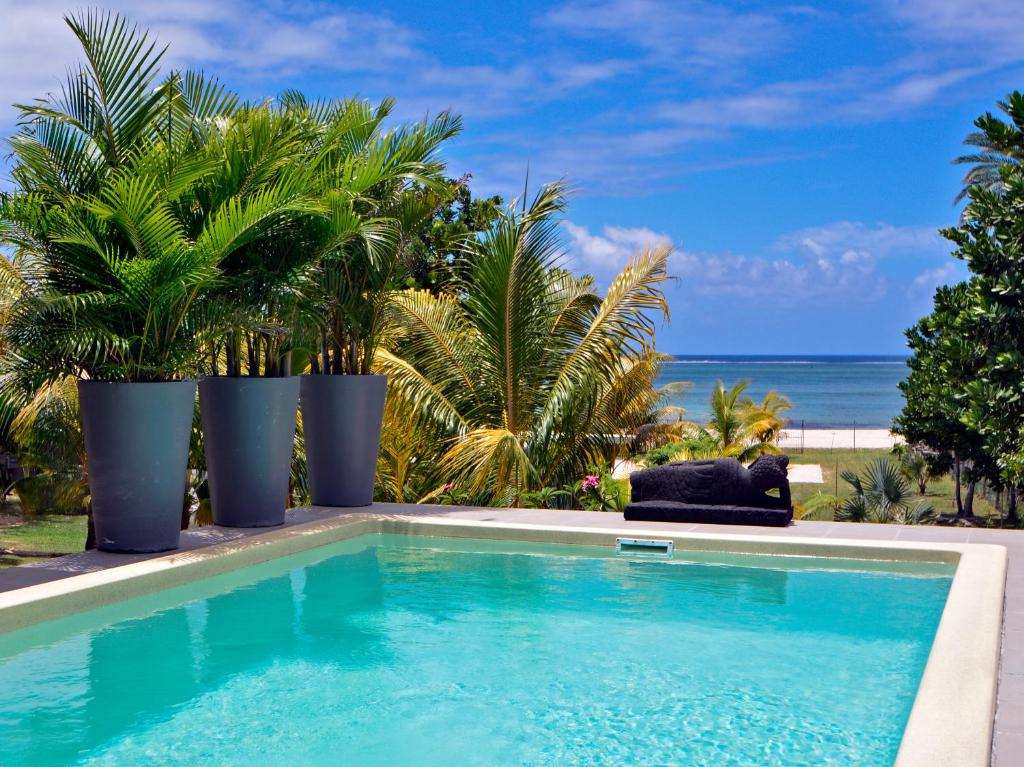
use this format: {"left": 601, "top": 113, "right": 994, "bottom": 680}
{"left": 615, "top": 537, "right": 674, "bottom": 556}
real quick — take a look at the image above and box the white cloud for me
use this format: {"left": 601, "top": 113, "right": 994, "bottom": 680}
{"left": 0, "top": 1, "right": 560, "bottom": 127}
{"left": 773, "top": 221, "right": 947, "bottom": 261}
{"left": 671, "top": 247, "right": 886, "bottom": 303}
{"left": 655, "top": 63, "right": 986, "bottom": 132}
{"left": 543, "top": 0, "right": 786, "bottom": 71}
{"left": 563, "top": 218, "right": 961, "bottom": 303}
{"left": 884, "top": 0, "right": 1024, "bottom": 61}
{"left": 563, "top": 221, "right": 672, "bottom": 274}
{"left": 0, "top": 1, "right": 419, "bottom": 119}
{"left": 909, "top": 262, "right": 964, "bottom": 297}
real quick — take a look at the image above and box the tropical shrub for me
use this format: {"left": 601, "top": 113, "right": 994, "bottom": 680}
{"left": 891, "top": 445, "right": 934, "bottom": 495}
{"left": 794, "top": 492, "right": 842, "bottom": 521}
{"left": 566, "top": 467, "right": 629, "bottom": 512}
{"left": 836, "top": 458, "right": 933, "bottom": 524}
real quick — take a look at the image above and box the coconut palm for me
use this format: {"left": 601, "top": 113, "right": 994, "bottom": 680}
{"left": 836, "top": 458, "right": 933, "bottom": 524}
{"left": 377, "top": 183, "right": 670, "bottom": 505}
{"left": 954, "top": 91, "right": 1024, "bottom": 203}
{"left": 698, "top": 380, "right": 791, "bottom": 460}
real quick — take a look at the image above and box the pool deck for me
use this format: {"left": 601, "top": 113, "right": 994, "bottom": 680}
{"left": 0, "top": 503, "right": 1021, "bottom": 765}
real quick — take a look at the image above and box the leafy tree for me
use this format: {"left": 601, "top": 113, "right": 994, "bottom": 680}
{"left": 943, "top": 168, "right": 1024, "bottom": 518}
{"left": 0, "top": 11, "right": 303, "bottom": 388}
{"left": 894, "top": 283, "right": 993, "bottom": 516}
{"left": 400, "top": 176, "right": 503, "bottom": 293}
{"left": 302, "top": 105, "right": 462, "bottom": 376}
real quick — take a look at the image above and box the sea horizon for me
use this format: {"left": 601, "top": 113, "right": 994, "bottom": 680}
{"left": 655, "top": 354, "right": 909, "bottom": 430}
{"left": 665, "top": 353, "right": 908, "bottom": 362}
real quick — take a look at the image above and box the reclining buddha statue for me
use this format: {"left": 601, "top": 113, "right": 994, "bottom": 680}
{"left": 624, "top": 454, "right": 793, "bottom": 527}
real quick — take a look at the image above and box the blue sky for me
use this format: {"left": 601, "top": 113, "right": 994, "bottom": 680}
{"left": 3, "top": 0, "right": 1023, "bottom": 354}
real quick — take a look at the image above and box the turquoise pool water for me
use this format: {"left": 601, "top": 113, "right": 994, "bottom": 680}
{"left": 0, "top": 535, "right": 952, "bottom": 766}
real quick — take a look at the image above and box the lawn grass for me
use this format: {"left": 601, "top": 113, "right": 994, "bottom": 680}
{"left": 787, "top": 448, "right": 999, "bottom": 520}
{"left": 0, "top": 508, "right": 87, "bottom": 568}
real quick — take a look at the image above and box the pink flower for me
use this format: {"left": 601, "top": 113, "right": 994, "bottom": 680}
{"left": 441, "top": 482, "right": 454, "bottom": 492}
{"left": 582, "top": 475, "right": 600, "bottom": 491}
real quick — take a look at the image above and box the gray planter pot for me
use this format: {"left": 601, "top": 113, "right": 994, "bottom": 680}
{"left": 199, "top": 376, "right": 299, "bottom": 527}
{"left": 300, "top": 374, "right": 387, "bottom": 507}
{"left": 78, "top": 380, "right": 196, "bottom": 553}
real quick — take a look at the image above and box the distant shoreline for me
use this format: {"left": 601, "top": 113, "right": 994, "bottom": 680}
{"left": 655, "top": 355, "right": 907, "bottom": 429}
{"left": 665, "top": 354, "right": 908, "bottom": 364}
{"left": 778, "top": 429, "right": 901, "bottom": 450}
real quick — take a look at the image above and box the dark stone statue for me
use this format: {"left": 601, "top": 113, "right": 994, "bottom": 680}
{"left": 624, "top": 454, "right": 793, "bottom": 527}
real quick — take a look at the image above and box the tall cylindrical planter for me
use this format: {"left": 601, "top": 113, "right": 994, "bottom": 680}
{"left": 78, "top": 380, "right": 196, "bottom": 553}
{"left": 300, "top": 374, "right": 387, "bottom": 507}
{"left": 199, "top": 376, "right": 300, "bottom": 527}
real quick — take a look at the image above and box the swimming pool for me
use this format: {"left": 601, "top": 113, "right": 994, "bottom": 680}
{"left": 0, "top": 532, "right": 955, "bottom": 766}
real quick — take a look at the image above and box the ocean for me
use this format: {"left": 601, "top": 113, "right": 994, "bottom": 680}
{"left": 654, "top": 355, "right": 908, "bottom": 429}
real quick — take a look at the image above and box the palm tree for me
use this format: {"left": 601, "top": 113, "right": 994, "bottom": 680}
{"left": 700, "top": 381, "right": 791, "bottom": 461}
{"left": 894, "top": 445, "right": 930, "bottom": 495}
{"left": 1, "top": 10, "right": 305, "bottom": 388}
{"left": 836, "top": 458, "right": 933, "bottom": 524}
{"left": 954, "top": 91, "right": 1024, "bottom": 203}
{"left": 302, "top": 100, "right": 462, "bottom": 376}
{"left": 376, "top": 183, "right": 670, "bottom": 505}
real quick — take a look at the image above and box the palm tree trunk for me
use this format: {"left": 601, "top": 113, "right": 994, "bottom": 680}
{"left": 953, "top": 455, "right": 964, "bottom": 516}
{"left": 332, "top": 341, "right": 344, "bottom": 374}
{"left": 964, "top": 481, "right": 976, "bottom": 518}
{"left": 247, "top": 334, "right": 257, "bottom": 376}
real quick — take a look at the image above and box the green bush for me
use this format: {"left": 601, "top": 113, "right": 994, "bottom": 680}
{"left": 12, "top": 475, "right": 88, "bottom": 516}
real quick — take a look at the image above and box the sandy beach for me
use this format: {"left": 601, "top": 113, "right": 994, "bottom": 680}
{"left": 778, "top": 428, "right": 902, "bottom": 449}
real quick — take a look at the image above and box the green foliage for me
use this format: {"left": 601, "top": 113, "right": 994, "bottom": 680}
{"left": 643, "top": 442, "right": 684, "bottom": 466}
{"left": 401, "top": 176, "right": 504, "bottom": 292}
{"left": 795, "top": 492, "right": 842, "bottom": 521}
{"left": 305, "top": 107, "right": 463, "bottom": 376}
{"left": 11, "top": 475, "right": 88, "bottom": 517}
{"left": 377, "top": 183, "right": 671, "bottom": 505}
{"left": 0, "top": 11, "right": 304, "bottom": 386}
{"left": 898, "top": 89, "right": 1024, "bottom": 520}
{"left": 942, "top": 171, "right": 1024, "bottom": 486}
{"left": 954, "top": 91, "right": 1024, "bottom": 202}
{"left": 520, "top": 485, "right": 572, "bottom": 510}
{"left": 836, "top": 458, "right": 933, "bottom": 524}
{"left": 638, "top": 381, "right": 791, "bottom": 463}
{"left": 564, "top": 466, "right": 629, "bottom": 512}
